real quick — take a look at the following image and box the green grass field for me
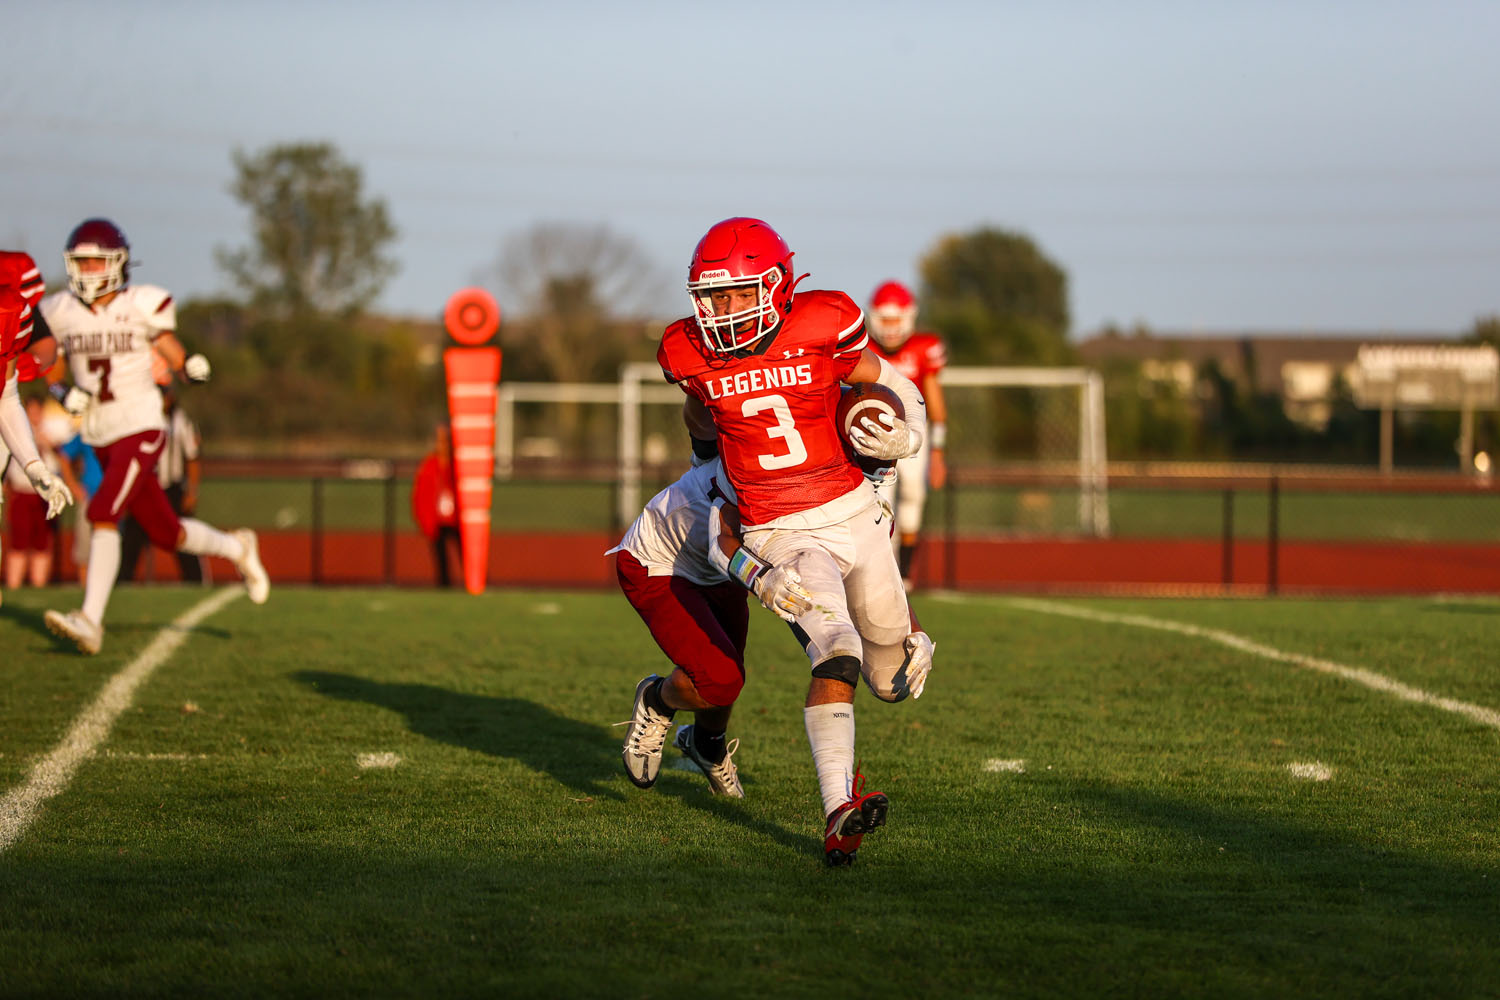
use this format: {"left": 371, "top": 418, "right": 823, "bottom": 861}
{"left": 2, "top": 585, "right": 1498, "bottom": 998}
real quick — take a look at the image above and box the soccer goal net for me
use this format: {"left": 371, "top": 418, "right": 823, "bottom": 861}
{"left": 494, "top": 364, "right": 1108, "bottom": 537}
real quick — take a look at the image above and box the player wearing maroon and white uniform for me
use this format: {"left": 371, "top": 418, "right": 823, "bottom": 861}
{"left": 866, "top": 281, "right": 949, "bottom": 589}
{"left": 613, "top": 455, "right": 812, "bottom": 798}
{"left": 648, "top": 217, "right": 936, "bottom": 866}
{"left": 0, "top": 251, "right": 73, "bottom": 548}
{"left": 38, "top": 219, "right": 269, "bottom": 655}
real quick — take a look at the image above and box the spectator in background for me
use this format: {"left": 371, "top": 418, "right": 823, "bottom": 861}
{"left": 3, "top": 395, "right": 84, "bottom": 591}
{"left": 411, "top": 422, "right": 461, "bottom": 587}
{"left": 119, "top": 381, "right": 205, "bottom": 584}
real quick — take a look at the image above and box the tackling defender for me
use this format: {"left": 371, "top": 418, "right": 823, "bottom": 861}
{"left": 39, "top": 219, "right": 269, "bottom": 655}
{"left": 865, "top": 281, "right": 948, "bottom": 590}
{"left": 655, "top": 217, "right": 936, "bottom": 866}
{"left": 614, "top": 450, "right": 812, "bottom": 798}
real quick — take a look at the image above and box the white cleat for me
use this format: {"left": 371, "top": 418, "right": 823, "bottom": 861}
{"left": 619, "top": 675, "right": 674, "bottom": 789}
{"left": 673, "top": 725, "right": 744, "bottom": 798}
{"left": 45, "top": 609, "right": 104, "bottom": 655}
{"left": 234, "top": 529, "right": 270, "bottom": 604}
{"left": 900, "top": 630, "right": 936, "bottom": 699}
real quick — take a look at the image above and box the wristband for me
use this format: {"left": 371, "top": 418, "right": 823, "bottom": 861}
{"left": 929, "top": 422, "right": 946, "bottom": 449}
{"left": 726, "top": 547, "right": 769, "bottom": 591}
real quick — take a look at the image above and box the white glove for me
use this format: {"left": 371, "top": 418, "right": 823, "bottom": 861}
{"left": 902, "top": 631, "right": 936, "bottom": 699}
{"left": 61, "top": 386, "right": 92, "bottom": 416}
{"left": 848, "top": 411, "right": 917, "bottom": 461}
{"left": 754, "top": 565, "right": 813, "bottom": 623}
{"left": 23, "top": 460, "right": 73, "bottom": 520}
{"left": 184, "top": 353, "right": 212, "bottom": 383}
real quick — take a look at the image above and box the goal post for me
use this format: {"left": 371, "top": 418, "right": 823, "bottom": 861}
{"left": 613, "top": 362, "right": 1109, "bottom": 537}
{"left": 937, "top": 366, "right": 1110, "bottom": 537}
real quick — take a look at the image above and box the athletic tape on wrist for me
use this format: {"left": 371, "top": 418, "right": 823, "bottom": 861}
{"left": 929, "top": 422, "right": 946, "bottom": 448}
{"left": 726, "top": 547, "right": 768, "bottom": 591}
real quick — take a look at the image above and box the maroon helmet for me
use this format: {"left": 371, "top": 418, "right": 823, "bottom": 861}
{"left": 64, "top": 218, "right": 131, "bottom": 303}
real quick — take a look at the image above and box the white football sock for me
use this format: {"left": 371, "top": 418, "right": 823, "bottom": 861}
{"left": 804, "top": 702, "right": 856, "bottom": 818}
{"left": 179, "top": 518, "right": 245, "bottom": 561}
{"left": 82, "top": 528, "right": 121, "bottom": 626}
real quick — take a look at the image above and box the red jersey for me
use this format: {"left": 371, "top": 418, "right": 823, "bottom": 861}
{"left": 868, "top": 331, "right": 946, "bottom": 385}
{"left": 0, "top": 251, "right": 43, "bottom": 365}
{"left": 658, "top": 289, "right": 868, "bottom": 526}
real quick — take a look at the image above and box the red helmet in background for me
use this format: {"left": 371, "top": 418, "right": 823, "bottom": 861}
{"left": 868, "top": 280, "right": 917, "bottom": 350}
{"left": 687, "top": 217, "right": 797, "bottom": 353}
{"left": 64, "top": 218, "right": 131, "bottom": 304}
{"left": 0, "top": 251, "right": 45, "bottom": 308}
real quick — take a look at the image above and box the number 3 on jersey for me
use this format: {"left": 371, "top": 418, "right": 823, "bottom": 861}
{"left": 742, "top": 393, "right": 808, "bottom": 470}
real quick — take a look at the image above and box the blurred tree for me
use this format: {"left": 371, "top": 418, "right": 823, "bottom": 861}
{"left": 218, "top": 142, "right": 397, "bottom": 316}
{"left": 490, "top": 222, "right": 669, "bottom": 384}
{"left": 917, "top": 227, "right": 1073, "bottom": 366}
{"left": 1467, "top": 314, "right": 1500, "bottom": 348}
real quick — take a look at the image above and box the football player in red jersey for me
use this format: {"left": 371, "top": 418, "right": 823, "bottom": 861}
{"left": 651, "top": 217, "right": 937, "bottom": 866}
{"left": 866, "top": 281, "right": 949, "bottom": 590}
{"left": 38, "top": 219, "right": 270, "bottom": 655}
{"left": 0, "top": 252, "right": 74, "bottom": 536}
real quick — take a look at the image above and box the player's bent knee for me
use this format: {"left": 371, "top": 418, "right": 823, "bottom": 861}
{"left": 864, "top": 675, "right": 909, "bottom": 703}
{"left": 810, "top": 654, "right": 860, "bottom": 687}
{"left": 860, "top": 641, "right": 910, "bottom": 702}
{"left": 694, "top": 671, "right": 744, "bottom": 708}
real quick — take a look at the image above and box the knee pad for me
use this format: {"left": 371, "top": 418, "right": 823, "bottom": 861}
{"left": 860, "top": 640, "right": 910, "bottom": 703}
{"left": 810, "top": 654, "right": 860, "bottom": 686}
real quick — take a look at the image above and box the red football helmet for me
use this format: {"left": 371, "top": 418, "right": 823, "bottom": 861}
{"left": 64, "top": 218, "right": 131, "bottom": 304}
{"left": 687, "top": 218, "right": 797, "bottom": 352}
{"left": 0, "top": 251, "right": 44, "bottom": 308}
{"left": 868, "top": 280, "right": 917, "bottom": 350}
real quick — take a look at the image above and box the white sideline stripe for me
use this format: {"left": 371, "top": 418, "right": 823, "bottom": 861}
{"left": 0, "top": 588, "right": 243, "bottom": 853}
{"left": 1288, "top": 761, "right": 1333, "bottom": 781}
{"left": 1002, "top": 597, "right": 1500, "bottom": 731}
{"left": 357, "top": 752, "right": 402, "bottom": 769}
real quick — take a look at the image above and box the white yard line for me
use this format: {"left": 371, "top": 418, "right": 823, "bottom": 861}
{"left": 998, "top": 596, "right": 1500, "bottom": 731}
{"left": 0, "top": 588, "right": 243, "bottom": 853}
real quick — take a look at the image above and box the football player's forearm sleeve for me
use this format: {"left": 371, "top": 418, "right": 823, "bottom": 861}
{"left": 873, "top": 356, "right": 926, "bottom": 453}
{"left": 0, "top": 373, "right": 42, "bottom": 469}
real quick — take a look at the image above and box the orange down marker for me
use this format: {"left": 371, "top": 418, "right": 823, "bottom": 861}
{"left": 441, "top": 287, "right": 503, "bottom": 594}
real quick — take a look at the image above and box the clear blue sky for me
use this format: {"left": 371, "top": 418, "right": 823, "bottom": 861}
{"left": 7, "top": 0, "right": 1498, "bottom": 336}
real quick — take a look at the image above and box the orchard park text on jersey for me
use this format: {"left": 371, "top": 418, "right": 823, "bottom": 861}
{"left": 701, "top": 363, "right": 813, "bottom": 401}
{"left": 62, "top": 331, "right": 139, "bottom": 356}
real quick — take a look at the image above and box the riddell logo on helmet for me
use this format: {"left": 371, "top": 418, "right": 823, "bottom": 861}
{"left": 697, "top": 269, "right": 732, "bottom": 282}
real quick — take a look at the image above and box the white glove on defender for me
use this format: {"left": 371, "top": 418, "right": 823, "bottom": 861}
{"left": 61, "top": 386, "right": 92, "bottom": 416}
{"left": 755, "top": 565, "right": 814, "bottom": 623}
{"left": 902, "top": 631, "right": 936, "bottom": 699}
{"left": 184, "top": 353, "right": 212, "bottom": 383}
{"left": 848, "top": 411, "right": 919, "bottom": 461}
{"left": 23, "top": 460, "right": 73, "bottom": 520}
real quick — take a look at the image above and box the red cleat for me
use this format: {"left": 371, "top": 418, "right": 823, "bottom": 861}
{"left": 822, "top": 769, "right": 888, "bottom": 867}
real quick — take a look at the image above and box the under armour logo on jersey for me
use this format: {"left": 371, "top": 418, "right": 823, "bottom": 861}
{"left": 781, "top": 348, "right": 805, "bottom": 359}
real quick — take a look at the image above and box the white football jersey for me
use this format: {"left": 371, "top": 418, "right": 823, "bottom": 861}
{"left": 610, "top": 458, "right": 738, "bottom": 586}
{"left": 40, "top": 284, "right": 176, "bottom": 446}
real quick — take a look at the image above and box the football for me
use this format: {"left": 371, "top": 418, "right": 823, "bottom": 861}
{"left": 835, "top": 382, "right": 905, "bottom": 475}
